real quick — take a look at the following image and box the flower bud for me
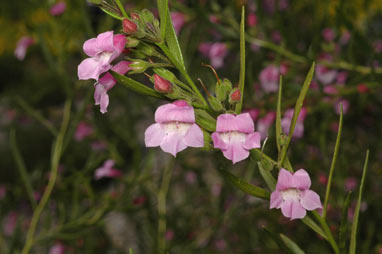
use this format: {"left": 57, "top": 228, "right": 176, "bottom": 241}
{"left": 153, "top": 74, "right": 172, "bottom": 93}
{"left": 229, "top": 89, "right": 241, "bottom": 104}
{"left": 208, "top": 96, "right": 224, "bottom": 112}
{"left": 122, "top": 19, "right": 138, "bottom": 34}
{"left": 128, "top": 60, "right": 149, "bottom": 74}
{"left": 131, "top": 12, "right": 140, "bottom": 20}
{"left": 215, "top": 78, "right": 232, "bottom": 101}
{"left": 126, "top": 37, "right": 140, "bottom": 48}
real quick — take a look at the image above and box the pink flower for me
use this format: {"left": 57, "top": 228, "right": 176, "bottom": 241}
{"left": 50, "top": 2, "right": 66, "bottom": 16}
{"left": 165, "top": 230, "right": 174, "bottom": 241}
{"left": 94, "top": 61, "right": 131, "bottom": 113}
{"left": 14, "top": 36, "right": 35, "bottom": 60}
{"left": 315, "top": 65, "right": 337, "bottom": 85}
{"left": 74, "top": 121, "right": 93, "bottom": 141}
{"left": 78, "top": 31, "right": 126, "bottom": 81}
{"left": 345, "top": 177, "right": 357, "bottom": 192}
{"left": 212, "top": 113, "right": 261, "bottom": 164}
{"left": 270, "top": 169, "right": 322, "bottom": 220}
{"left": 257, "top": 112, "right": 275, "bottom": 140}
{"left": 144, "top": 100, "right": 204, "bottom": 156}
{"left": 171, "top": 12, "right": 185, "bottom": 35}
{"left": 94, "top": 160, "right": 122, "bottom": 180}
{"left": 322, "top": 28, "right": 335, "bottom": 42}
{"left": 247, "top": 12, "right": 257, "bottom": 27}
{"left": 49, "top": 242, "right": 65, "bottom": 254}
{"left": 281, "top": 108, "right": 307, "bottom": 139}
{"left": 243, "top": 109, "right": 260, "bottom": 122}
{"left": 323, "top": 85, "right": 338, "bottom": 95}
{"left": 336, "top": 71, "right": 348, "bottom": 84}
{"left": 334, "top": 99, "right": 349, "bottom": 115}
{"left": 3, "top": 212, "right": 17, "bottom": 236}
{"left": 198, "top": 42, "right": 228, "bottom": 69}
{"left": 340, "top": 31, "right": 351, "bottom": 45}
{"left": 0, "top": 185, "right": 6, "bottom": 200}
{"left": 259, "top": 65, "right": 280, "bottom": 93}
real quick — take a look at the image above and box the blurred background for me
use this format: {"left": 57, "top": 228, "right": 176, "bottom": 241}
{"left": 0, "top": 0, "right": 382, "bottom": 253}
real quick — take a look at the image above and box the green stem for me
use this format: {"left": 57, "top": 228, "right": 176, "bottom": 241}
{"left": 312, "top": 211, "right": 339, "bottom": 254}
{"left": 21, "top": 100, "right": 71, "bottom": 254}
{"left": 235, "top": 6, "right": 246, "bottom": 114}
{"left": 10, "top": 130, "right": 37, "bottom": 209}
{"left": 115, "top": 0, "right": 128, "bottom": 19}
{"left": 157, "top": 159, "right": 174, "bottom": 254}
{"left": 157, "top": 43, "right": 208, "bottom": 106}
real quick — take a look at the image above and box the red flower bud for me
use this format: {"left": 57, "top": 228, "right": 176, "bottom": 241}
{"left": 357, "top": 84, "right": 368, "bottom": 93}
{"left": 131, "top": 13, "right": 140, "bottom": 20}
{"left": 122, "top": 18, "right": 137, "bottom": 34}
{"left": 153, "top": 74, "right": 172, "bottom": 93}
{"left": 230, "top": 89, "right": 241, "bottom": 101}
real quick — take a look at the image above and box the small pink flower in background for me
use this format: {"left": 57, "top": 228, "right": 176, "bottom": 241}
{"left": 315, "top": 65, "right": 338, "bottom": 85}
{"left": 374, "top": 40, "right": 382, "bottom": 53}
{"left": 334, "top": 99, "right": 349, "bottom": 115}
{"left": 94, "top": 160, "right": 122, "bottom": 180}
{"left": 215, "top": 239, "right": 227, "bottom": 251}
{"left": 345, "top": 177, "right": 357, "bottom": 192}
{"left": 259, "top": 65, "right": 280, "bottom": 93}
{"left": 132, "top": 196, "right": 146, "bottom": 206}
{"left": 165, "top": 230, "right": 174, "bottom": 241}
{"left": 340, "top": 30, "right": 351, "bottom": 45}
{"left": 185, "top": 171, "right": 197, "bottom": 184}
{"left": 212, "top": 113, "right": 261, "bottom": 164}
{"left": 322, "top": 28, "right": 335, "bottom": 42}
{"left": 94, "top": 61, "right": 131, "bottom": 113}
{"left": 49, "top": 242, "right": 65, "bottom": 254}
{"left": 271, "top": 30, "right": 282, "bottom": 44}
{"left": 0, "top": 185, "right": 6, "bottom": 200}
{"left": 257, "top": 111, "right": 275, "bottom": 140}
{"left": 250, "top": 42, "right": 260, "bottom": 52}
{"left": 3, "top": 212, "right": 18, "bottom": 236}
{"left": 247, "top": 12, "right": 257, "bottom": 27}
{"left": 34, "top": 191, "right": 42, "bottom": 201}
{"left": 318, "top": 173, "right": 328, "bottom": 185}
{"left": 209, "top": 15, "right": 219, "bottom": 24}
{"left": 145, "top": 100, "right": 204, "bottom": 157}
{"left": 198, "top": 42, "right": 228, "bottom": 69}
{"left": 281, "top": 108, "right": 307, "bottom": 139}
{"left": 323, "top": 85, "right": 338, "bottom": 95}
{"left": 50, "top": 2, "right": 66, "bottom": 16}
{"left": 74, "top": 121, "right": 93, "bottom": 141}
{"left": 357, "top": 84, "right": 368, "bottom": 93}
{"left": 243, "top": 109, "right": 260, "bottom": 122}
{"left": 171, "top": 12, "right": 185, "bottom": 35}
{"left": 78, "top": 31, "right": 126, "bottom": 81}
{"left": 310, "top": 80, "right": 319, "bottom": 90}
{"left": 270, "top": 169, "right": 322, "bottom": 220}
{"left": 14, "top": 36, "right": 35, "bottom": 60}
{"left": 279, "top": 62, "right": 289, "bottom": 75}
{"left": 336, "top": 71, "right": 348, "bottom": 84}
{"left": 91, "top": 140, "right": 107, "bottom": 151}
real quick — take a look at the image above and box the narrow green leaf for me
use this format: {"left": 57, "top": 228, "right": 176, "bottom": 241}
{"left": 323, "top": 103, "right": 343, "bottom": 218}
{"left": 349, "top": 150, "right": 370, "bottom": 254}
{"left": 301, "top": 216, "right": 327, "bottom": 240}
{"left": 262, "top": 228, "right": 294, "bottom": 254}
{"left": 280, "top": 234, "right": 306, "bottom": 254}
{"left": 165, "top": 10, "right": 184, "bottom": 66}
{"left": 115, "top": 0, "right": 128, "bottom": 18}
{"left": 100, "top": 7, "right": 123, "bottom": 20}
{"left": 235, "top": 6, "right": 246, "bottom": 114}
{"left": 219, "top": 169, "right": 269, "bottom": 199}
{"left": 312, "top": 211, "right": 339, "bottom": 253}
{"left": 279, "top": 62, "right": 315, "bottom": 166}
{"left": 275, "top": 76, "right": 283, "bottom": 151}
{"left": 339, "top": 191, "right": 353, "bottom": 254}
{"left": 157, "top": 0, "right": 168, "bottom": 39}
{"left": 258, "top": 161, "right": 276, "bottom": 191}
{"left": 110, "top": 71, "right": 167, "bottom": 100}
{"left": 194, "top": 109, "right": 216, "bottom": 132}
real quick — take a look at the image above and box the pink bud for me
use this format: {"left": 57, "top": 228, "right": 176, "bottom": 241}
{"left": 357, "top": 84, "right": 368, "bottom": 93}
{"left": 153, "top": 74, "right": 172, "bottom": 93}
{"left": 247, "top": 13, "right": 257, "bottom": 27}
{"left": 50, "top": 2, "right": 66, "bottom": 16}
{"left": 230, "top": 89, "right": 241, "bottom": 102}
{"left": 122, "top": 19, "right": 137, "bottom": 34}
{"left": 131, "top": 13, "right": 140, "bottom": 20}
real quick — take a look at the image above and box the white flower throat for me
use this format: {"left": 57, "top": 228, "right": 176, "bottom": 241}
{"left": 162, "top": 122, "right": 192, "bottom": 135}
{"left": 281, "top": 189, "right": 301, "bottom": 201}
{"left": 220, "top": 131, "right": 247, "bottom": 143}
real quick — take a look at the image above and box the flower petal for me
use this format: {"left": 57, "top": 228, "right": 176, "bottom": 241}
{"left": 243, "top": 132, "right": 261, "bottom": 150}
{"left": 211, "top": 132, "right": 228, "bottom": 150}
{"left": 216, "top": 113, "right": 254, "bottom": 133}
{"left": 112, "top": 34, "right": 127, "bottom": 56}
{"left": 222, "top": 143, "right": 250, "bottom": 164}
{"left": 83, "top": 38, "right": 99, "bottom": 57}
{"left": 300, "top": 190, "right": 322, "bottom": 211}
{"left": 155, "top": 102, "right": 195, "bottom": 123}
{"left": 270, "top": 190, "right": 283, "bottom": 209}
{"left": 104, "top": 159, "right": 115, "bottom": 169}
{"left": 276, "top": 168, "right": 293, "bottom": 191}
{"left": 291, "top": 169, "right": 311, "bottom": 190}
{"left": 145, "top": 123, "right": 165, "bottom": 147}
{"left": 160, "top": 133, "right": 187, "bottom": 157}
{"left": 183, "top": 124, "right": 204, "bottom": 147}
{"left": 281, "top": 199, "right": 306, "bottom": 220}
{"left": 78, "top": 57, "right": 111, "bottom": 81}
{"left": 96, "top": 31, "right": 115, "bottom": 53}
{"left": 94, "top": 84, "right": 109, "bottom": 114}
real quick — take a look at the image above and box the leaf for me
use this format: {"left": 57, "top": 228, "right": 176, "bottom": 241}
{"left": 279, "top": 63, "right": 315, "bottom": 166}
{"left": 301, "top": 216, "right": 327, "bottom": 240}
{"left": 279, "top": 234, "right": 306, "bottom": 254}
{"left": 110, "top": 71, "right": 167, "bottom": 100}
{"left": 157, "top": 0, "right": 168, "bottom": 38}
{"left": 262, "top": 227, "right": 294, "bottom": 254}
{"left": 235, "top": 6, "right": 246, "bottom": 114}
{"left": 339, "top": 191, "right": 352, "bottom": 254}
{"left": 219, "top": 169, "right": 269, "bottom": 199}
{"left": 100, "top": 7, "right": 123, "bottom": 20}
{"left": 323, "top": 103, "right": 343, "bottom": 218}
{"left": 275, "top": 76, "right": 283, "bottom": 151}
{"left": 164, "top": 10, "right": 184, "bottom": 66}
{"left": 194, "top": 109, "right": 216, "bottom": 132}
{"left": 349, "top": 150, "right": 370, "bottom": 254}
{"left": 258, "top": 161, "right": 276, "bottom": 191}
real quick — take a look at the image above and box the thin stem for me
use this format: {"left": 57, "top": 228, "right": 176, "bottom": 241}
{"left": 312, "top": 211, "right": 339, "bottom": 254}
{"left": 157, "top": 159, "right": 175, "bottom": 254}
{"left": 21, "top": 100, "right": 71, "bottom": 254}
{"left": 115, "top": 0, "right": 128, "bottom": 19}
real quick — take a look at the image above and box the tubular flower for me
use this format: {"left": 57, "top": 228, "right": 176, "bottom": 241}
{"left": 270, "top": 169, "right": 322, "bottom": 220}
{"left": 94, "top": 61, "right": 131, "bottom": 113}
{"left": 144, "top": 100, "right": 204, "bottom": 157}
{"left": 14, "top": 36, "right": 35, "bottom": 61}
{"left": 211, "top": 113, "right": 261, "bottom": 164}
{"left": 94, "top": 160, "right": 122, "bottom": 180}
{"left": 78, "top": 31, "right": 126, "bottom": 81}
